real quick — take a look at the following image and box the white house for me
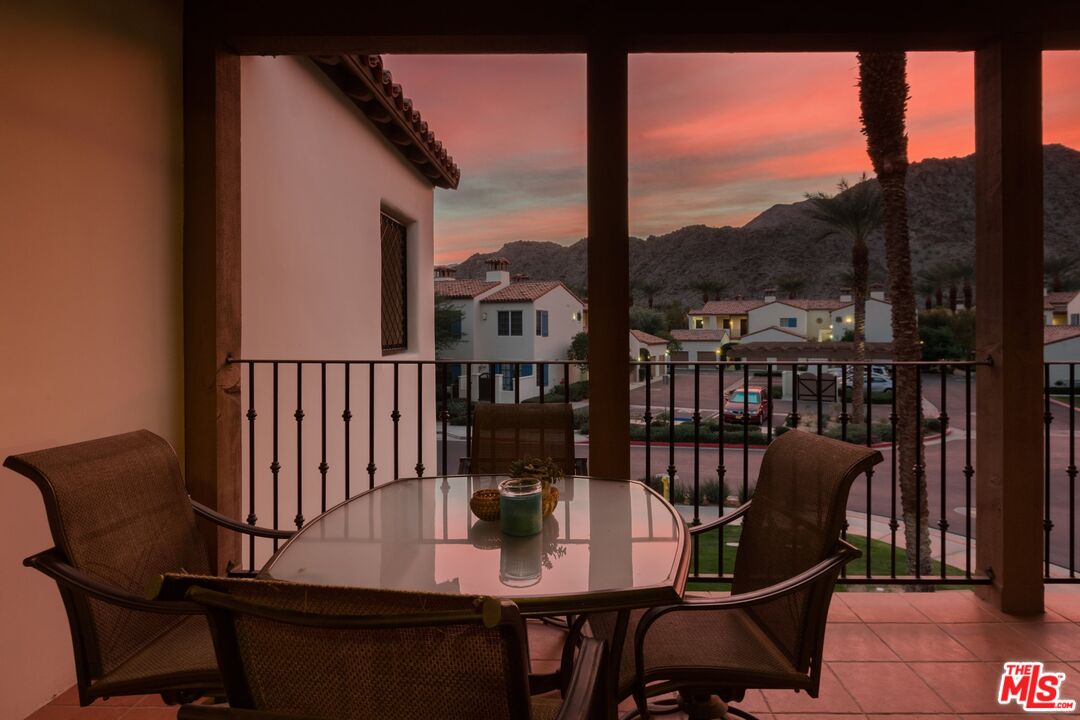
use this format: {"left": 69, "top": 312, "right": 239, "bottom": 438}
{"left": 687, "top": 298, "right": 763, "bottom": 339}
{"left": 747, "top": 297, "right": 846, "bottom": 342}
{"left": 630, "top": 329, "right": 670, "bottom": 380}
{"left": 738, "top": 326, "right": 808, "bottom": 344}
{"left": 436, "top": 259, "right": 584, "bottom": 401}
{"left": 1044, "top": 290, "right": 1078, "bottom": 325}
{"left": 1045, "top": 326, "right": 1080, "bottom": 386}
{"left": 669, "top": 329, "right": 732, "bottom": 361}
{"left": 830, "top": 296, "right": 895, "bottom": 342}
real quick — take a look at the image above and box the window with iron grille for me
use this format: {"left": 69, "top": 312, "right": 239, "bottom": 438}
{"left": 498, "top": 310, "right": 523, "bottom": 336}
{"left": 381, "top": 213, "right": 408, "bottom": 352}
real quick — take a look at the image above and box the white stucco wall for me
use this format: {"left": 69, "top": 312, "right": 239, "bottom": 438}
{"left": 240, "top": 55, "right": 436, "bottom": 566}
{"left": 830, "top": 299, "right": 894, "bottom": 343}
{"left": 748, "top": 302, "right": 807, "bottom": 337}
{"left": 1067, "top": 295, "right": 1080, "bottom": 326}
{"left": 739, "top": 327, "right": 809, "bottom": 344}
{"left": 1046, "top": 337, "right": 1080, "bottom": 386}
{"left": 0, "top": 2, "right": 183, "bottom": 716}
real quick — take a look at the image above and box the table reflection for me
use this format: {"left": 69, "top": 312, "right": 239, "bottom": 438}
{"left": 263, "top": 476, "right": 684, "bottom": 604}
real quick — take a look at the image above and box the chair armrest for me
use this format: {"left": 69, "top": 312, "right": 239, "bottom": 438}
{"left": 24, "top": 548, "right": 200, "bottom": 615}
{"left": 179, "top": 705, "right": 323, "bottom": 720}
{"left": 556, "top": 636, "right": 605, "bottom": 720}
{"left": 634, "top": 540, "right": 860, "bottom": 681}
{"left": 191, "top": 499, "right": 294, "bottom": 540}
{"left": 689, "top": 500, "right": 751, "bottom": 535}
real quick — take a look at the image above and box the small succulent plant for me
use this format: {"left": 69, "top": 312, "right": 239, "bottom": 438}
{"left": 508, "top": 457, "right": 564, "bottom": 487}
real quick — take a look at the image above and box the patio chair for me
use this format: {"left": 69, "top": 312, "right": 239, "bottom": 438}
{"left": 583, "top": 430, "right": 882, "bottom": 720}
{"left": 4, "top": 430, "right": 293, "bottom": 706}
{"left": 458, "top": 402, "right": 587, "bottom": 475}
{"left": 157, "top": 575, "right": 606, "bottom": 720}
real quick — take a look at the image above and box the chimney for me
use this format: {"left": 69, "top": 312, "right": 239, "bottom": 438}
{"left": 869, "top": 282, "right": 886, "bottom": 301}
{"left": 434, "top": 265, "right": 457, "bottom": 281}
{"left": 485, "top": 256, "right": 511, "bottom": 285}
{"left": 839, "top": 287, "right": 852, "bottom": 303}
{"left": 764, "top": 288, "right": 777, "bottom": 304}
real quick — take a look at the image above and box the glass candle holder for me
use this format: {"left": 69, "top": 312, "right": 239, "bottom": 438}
{"left": 499, "top": 477, "right": 543, "bottom": 536}
{"left": 499, "top": 533, "right": 543, "bottom": 587}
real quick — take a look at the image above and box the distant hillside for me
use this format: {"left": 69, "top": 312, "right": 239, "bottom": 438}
{"left": 451, "top": 144, "right": 1080, "bottom": 307}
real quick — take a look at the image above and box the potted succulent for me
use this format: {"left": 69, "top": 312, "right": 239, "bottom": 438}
{"left": 508, "top": 457, "right": 563, "bottom": 517}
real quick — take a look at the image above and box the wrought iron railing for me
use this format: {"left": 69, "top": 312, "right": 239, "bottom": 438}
{"left": 227, "top": 356, "right": 1079, "bottom": 586}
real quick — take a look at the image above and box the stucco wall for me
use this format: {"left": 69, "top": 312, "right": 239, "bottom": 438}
{"left": 240, "top": 55, "right": 436, "bottom": 566}
{"left": 1045, "top": 338, "right": 1080, "bottom": 386}
{"left": 830, "top": 299, "right": 894, "bottom": 343}
{"left": 0, "top": 2, "right": 183, "bottom": 716}
{"left": 748, "top": 302, "right": 806, "bottom": 336}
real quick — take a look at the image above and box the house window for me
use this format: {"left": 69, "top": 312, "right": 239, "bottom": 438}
{"left": 694, "top": 317, "right": 704, "bottom": 329}
{"left": 739, "top": 318, "right": 748, "bottom": 334}
{"left": 536, "top": 310, "right": 549, "bottom": 337}
{"left": 836, "top": 315, "right": 844, "bottom": 323}
{"left": 498, "top": 310, "right": 523, "bottom": 336}
{"left": 380, "top": 212, "right": 408, "bottom": 352}
{"left": 722, "top": 318, "right": 731, "bottom": 329}
{"left": 780, "top": 317, "right": 797, "bottom": 328}
{"left": 1072, "top": 313, "right": 1079, "bottom": 326}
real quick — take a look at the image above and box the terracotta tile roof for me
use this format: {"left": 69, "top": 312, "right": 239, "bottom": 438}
{"left": 741, "top": 325, "right": 807, "bottom": 341}
{"left": 311, "top": 55, "right": 460, "bottom": 189}
{"left": 1044, "top": 291, "right": 1078, "bottom": 310}
{"left": 770, "top": 298, "right": 848, "bottom": 311}
{"left": 434, "top": 280, "right": 499, "bottom": 298}
{"left": 692, "top": 299, "right": 765, "bottom": 315}
{"left": 481, "top": 281, "right": 581, "bottom": 304}
{"left": 630, "top": 329, "right": 669, "bottom": 345}
{"left": 670, "top": 329, "right": 730, "bottom": 342}
{"left": 1044, "top": 325, "right": 1080, "bottom": 344}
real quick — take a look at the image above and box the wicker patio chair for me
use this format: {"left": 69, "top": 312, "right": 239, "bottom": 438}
{"left": 583, "top": 430, "right": 882, "bottom": 720}
{"left": 458, "top": 402, "right": 587, "bottom": 475}
{"left": 157, "top": 576, "right": 606, "bottom": 720}
{"left": 4, "top": 430, "right": 293, "bottom": 706}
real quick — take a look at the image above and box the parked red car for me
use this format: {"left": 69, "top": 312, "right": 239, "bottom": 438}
{"left": 723, "top": 386, "right": 770, "bottom": 425}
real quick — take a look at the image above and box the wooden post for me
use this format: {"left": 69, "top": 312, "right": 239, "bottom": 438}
{"left": 183, "top": 6, "right": 242, "bottom": 574}
{"left": 586, "top": 41, "right": 631, "bottom": 480}
{"left": 974, "top": 34, "right": 1044, "bottom": 614}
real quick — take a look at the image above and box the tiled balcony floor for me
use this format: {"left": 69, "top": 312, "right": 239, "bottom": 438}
{"left": 29, "top": 589, "right": 1080, "bottom": 719}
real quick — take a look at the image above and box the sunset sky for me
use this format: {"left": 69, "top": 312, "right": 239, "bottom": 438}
{"left": 384, "top": 52, "right": 1080, "bottom": 264}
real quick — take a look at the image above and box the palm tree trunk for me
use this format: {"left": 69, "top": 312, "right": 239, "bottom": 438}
{"left": 851, "top": 239, "right": 868, "bottom": 425}
{"left": 858, "top": 51, "right": 932, "bottom": 577}
{"left": 948, "top": 285, "right": 958, "bottom": 312}
{"left": 963, "top": 281, "right": 973, "bottom": 309}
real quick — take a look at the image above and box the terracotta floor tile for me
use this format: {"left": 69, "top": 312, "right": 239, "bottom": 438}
{"left": 832, "top": 660, "right": 951, "bottom": 714}
{"left": 527, "top": 620, "right": 569, "bottom": 661}
{"left": 903, "top": 592, "right": 1004, "bottom": 624}
{"left": 910, "top": 661, "right": 1015, "bottom": 714}
{"left": 828, "top": 598, "right": 863, "bottom": 623}
{"left": 764, "top": 665, "right": 862, "bottom": 714}
{"left": 1045, "top": 591, "right": 1080, "bottom": 623}
{"left": 867, "top": 623, "right": 978, "bottom": 662}
{"left": 121, "top": 710, "right": 180, "bottom": 720}
{"left": 824, "top": 623, "right": 901, "bottom": 661}
{"left": 943, "top": 623, "right": 1060, "bottom": 662}
{"left": 134, "top": 696, "right": 170, "bottom": 708}
{"left": 1005, "top": 620, "right": 1080, "bottom": 661}
{"left": 48, "top": 687, "right": 82, "bottom": 707}
{"left": 733, "top": 689, "right": 770, "bottom": 715}
{"left": 26, "top": 707, "right": 128, "bottom": 720}
{"left": 842, "top": 593, "right": 931, "bottom": 623}
{"left": 772, "top": 714, "right": 867, "bottom": 719}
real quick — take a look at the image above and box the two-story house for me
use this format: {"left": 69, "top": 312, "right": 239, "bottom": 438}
{"left": 687, "top": 298, "right": 763, "bottom": 339}
{"left": 1044, "top": 289, "right": 1079, "bottom": 325}
{"left": 436, "top": 259, "right": 584, "bottom": 401}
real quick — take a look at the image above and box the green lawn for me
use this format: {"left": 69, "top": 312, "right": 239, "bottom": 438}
{"left": 685, "top": 524, "right": 963, "bottom": 591}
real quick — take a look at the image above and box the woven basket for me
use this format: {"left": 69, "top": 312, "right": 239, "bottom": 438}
{"left": 542, "top": 484, "right": 559, "bottom": 518}
{"left": 469, "top": 488, "right": 501, "bottom": 521}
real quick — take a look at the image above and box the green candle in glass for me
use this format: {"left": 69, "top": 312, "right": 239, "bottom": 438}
{"left": 499, "top": 477, "right": 543, "bottom": 536}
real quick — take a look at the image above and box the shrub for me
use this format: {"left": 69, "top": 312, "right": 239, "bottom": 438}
{"left": 524, "top": 379, "right": 589, "bottom": 403}
{"left": 770, "top": 385, "right": 783, "bottom": 399}
{"left": 573, "top": 407, "right": 589, "bottom": 435}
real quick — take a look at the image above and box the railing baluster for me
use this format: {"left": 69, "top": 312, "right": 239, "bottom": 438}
{"left": 368, "top": 363, "right": 377, "bottom": 489}
{"left": 965, "top": 363, "right": 973, "bottom": 579}
{"left": 765, "top": 363, "right": 772, "bottom": 443}
{"left": 344, "top": 363, "right": 352, "bottom": 499}
{"left": 791, "top": 362, "right": 800, "bottom": 428}
{"left": 692, "top": 363, "right": 701, "bottom": 527}
{"left": 667, "top": 360, "right": 677, "bottom": 490}
{"left": 816, "top": 363, "right": 823, "bottom": 435}
{"left": 890, "top": 375, "right": 898, "bottom": 578}
{"left": 246, "top": 362, "right": 257, "bottom": 571}
{"left": 415, "top": 362, "right": 425, "bottom": 476}
{"left": 271, "top": 363, "right": 280, "bottom": 551}
{"left": 319, "top": 362, "right": 328, "bottom": 513}
{"left": 644, "top": 367, "right": 652, "bottom": 492}
{"left": 294, "top": 363, "right": 304, "bottom": 529}
{"left": 840, "top": 365, "right": 849, "bottom": 442}
{"left": 939, "top": 366, "right": 949, "bottom": 579}
{"left": 440, "top": 363, "right": 449, "bottom": 476}
{"left": 863, "top": 364, "right": 872, "bottom": 579}
{"left": 465, "top": 362, "right": 472, "bottom": 472}
{"left": 1045, "top": 363, "right": 1054, "bottom": 578}
{"left": 718, "top": 359, "right": 726, "bottom": 578}
{"left": 392, "top": 364, "right": 400, "bottom": 480}
{"left": 742, "top": 362, "right": 749, "bottom": 501}
{"left": 1070, "top": 363, "right": 1077, "bottom": 578}
{"left": 514, "top": 362, "right": 521, "bottom": 405}
{"left": 914, "top": 368, "right": 924, "bottom": 578}
{"left": 539, "top": 362, "right": 546, "bottom": 404}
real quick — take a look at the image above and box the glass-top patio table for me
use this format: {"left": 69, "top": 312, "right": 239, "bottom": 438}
{"left": 262, "top": 475, "right": 690, "bottom": 617}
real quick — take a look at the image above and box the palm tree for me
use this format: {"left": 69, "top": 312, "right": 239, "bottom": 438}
{"left": 859, "top": 50, "right": 931, "bottom": 576}
{"left": 914, "top": 274, "right": 937, "bottom": 311}
{"left": 704, "top": 280, "right": 728, "bottom": 303}
{"left": 637, "top": 279, "right": 661, "bottom": 308}
{"left": 1044, "top": 254, "right": 1079, "bottom": 292}
{"left": 950, "top": 260, "right": 975, "bottom": 309}
{"left": 775, "top": 275, "right": 805, "bottom": 299}
{"left": 689, "top": 278, "right": 725, "bottom": 305}
{"left": 806, "top": 176, "right": 883, "bottom": 425}
{"left": 917, "top": 266, "right": 945, "bottom": 308}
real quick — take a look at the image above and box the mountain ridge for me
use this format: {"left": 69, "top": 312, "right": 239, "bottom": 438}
{"left": 450, "top": 145, "right": 1080, "bottom": 307}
